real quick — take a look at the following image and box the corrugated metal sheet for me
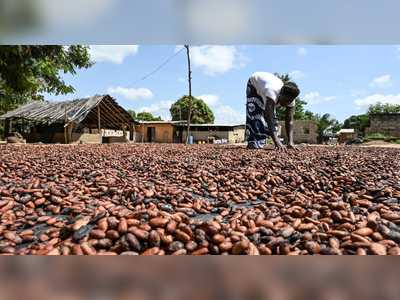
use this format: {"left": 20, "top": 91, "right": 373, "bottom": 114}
{"left": 0, "top": 95, "right": 134, "bottom": 125}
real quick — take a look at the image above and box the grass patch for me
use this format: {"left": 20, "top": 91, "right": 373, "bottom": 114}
{"left": 365, "top": 133, "right": 391, "bottom": 140}
{"left": 365, "top": 133, "right": 400, "bottom": 144}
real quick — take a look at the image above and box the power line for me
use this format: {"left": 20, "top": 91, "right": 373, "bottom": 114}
{"left": 132, "top": 46, "right": 185, "bottom": 84}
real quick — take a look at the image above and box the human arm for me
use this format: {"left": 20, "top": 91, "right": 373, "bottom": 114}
{"left": 265, "top": 98, "right": 286, "bottom": 151}
{"left": 285, "top": 106, "right": 297, "bottom": 150}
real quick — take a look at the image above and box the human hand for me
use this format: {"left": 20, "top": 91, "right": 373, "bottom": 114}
{"left": 274, "top": 142, "right": 287, "bottom": 152}
{"left": 287, "top": 143, "right": 299, "bottom": 151}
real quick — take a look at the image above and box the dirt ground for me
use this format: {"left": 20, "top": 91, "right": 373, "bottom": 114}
{"left": 360, "top": 140, "right": 400, "bottom": 148}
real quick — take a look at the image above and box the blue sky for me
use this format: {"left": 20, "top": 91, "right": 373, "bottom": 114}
{"left": 48, "top": 45, "right": 400, "bottom": 123}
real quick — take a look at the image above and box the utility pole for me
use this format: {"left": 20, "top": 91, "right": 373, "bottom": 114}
{"left": 184, "top": 45, "right": 192, "bottom": 144}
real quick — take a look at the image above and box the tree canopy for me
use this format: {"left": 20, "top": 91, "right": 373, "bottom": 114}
{"left": 367, "top": 102, "right": 400, "bottom": 114}
{"left": 137, "top": 112, "right": 162, "bottom": 121}
{"left": 127, "top": 109, "right": 136, "bottom": 119}
{"left": 0, "top": 45, "right": 92, "bottom": 116}
{"left": 314, "top": 113, "right": 341, "bottom": 141}
{"left": 170, "top": 95, "right": 215, "bottom": 124}
{"left": 127, "top": 110, "right": 162, "bottom": 121}
{"left": 343, "top": 114, "right": 370, "bottom": 136}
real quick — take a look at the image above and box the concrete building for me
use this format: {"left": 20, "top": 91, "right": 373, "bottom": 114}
{"left": 0, "top": 95, "right": 137, "bottom": 144}
{"left": 337, "top": 128, "right": 357, "bottom": 144}
{"left": 278, "top": 120, "right": 318, "bottom": 144}
{"left": 365, "top": 113, "right": 400, "bottom": 138}
{"left": 134, "top": 121, "right": 182, "bottom": 143}
{"left": 176, "top": 124, "right": 246, "bottom": 144}
{"left": 135, "top": 122, "right": 245, "bottom": 144}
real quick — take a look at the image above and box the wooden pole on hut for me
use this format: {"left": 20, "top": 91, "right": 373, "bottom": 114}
{"left": 97, "top": 104, "right": 102, "bottom": 144}
{"left": 64, "top": 106, "right": 68, "bottom": 144}
{"left": 184, "top": 45, "right": 192, "bottom": 144}
{"left": 4, "top": 118, "right": 10, "bottom": 139}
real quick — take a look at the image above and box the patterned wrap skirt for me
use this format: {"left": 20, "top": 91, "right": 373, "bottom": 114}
{"left": 245, "top": 79, "right": 278, "bottom": 149}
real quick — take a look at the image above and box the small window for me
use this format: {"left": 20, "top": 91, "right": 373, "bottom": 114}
{"left": 304, "top": 128, "right": 310, "bottom": 134}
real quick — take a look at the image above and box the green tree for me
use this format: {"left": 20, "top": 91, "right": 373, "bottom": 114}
{"left": 0, "top": 45, "right": 92, "bottom": 116}
{"left": 314, "top": 113, "right": 342, "bottom": 142}
{"left": 343, "top": 114, "right": 370, "bottom": 136}
{"left": 127, "top": 109, "right": 136, "bottom": 119}
{"left": 170, "top": 95, "right": 215, "bottom": 124}
{"left": 368, "top": 102, "right": 400, "bottom": 114}
{"left": 135, "top": 112, "right": 162, "bottom": 121}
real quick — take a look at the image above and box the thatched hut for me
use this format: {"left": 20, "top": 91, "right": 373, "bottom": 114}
{"left": 0, "top": 95, "right": 137, "bottom": 144}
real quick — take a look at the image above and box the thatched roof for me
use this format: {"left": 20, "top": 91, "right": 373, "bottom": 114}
{"left": 0, "top": 95, "right": 137, "bottom": 128}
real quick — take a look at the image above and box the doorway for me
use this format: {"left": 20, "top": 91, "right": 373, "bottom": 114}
{"left": 147, "top": 127, "right": 156, "bottom": 142}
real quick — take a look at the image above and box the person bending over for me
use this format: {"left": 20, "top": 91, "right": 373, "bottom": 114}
{"left": 245, "top": 72, "right": 300, "bottom": 150}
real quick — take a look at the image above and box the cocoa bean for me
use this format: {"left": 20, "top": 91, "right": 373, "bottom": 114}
{"left": 81, "top": 242, "right": 96, "bottom": 255}
{"left": 142, "top": 247, "right": 160, "bottom": 255}
{"left": 149, "top": 230, "right": 161, "bottom": 247}
{"left": 149, "top": 217, "right": 169, "bottom": 228}
{"left": 192, "top": 247, "right": 209, "bottom": 255}
{"left": 90, "top": 229, "right": 106, "bottom": 239}
{"left": 118, "top": 218, "right": 128, "bottom": 234}
{"left": 172, "top": 249, "right": 187, "bottom": 255}
{"left": 129, "top": 227, "right": 149, "bottom": 241}
{"left": 369, "top": 243, "right": 387, "bottom": 255}
{"left": 232, "top": 240, "right": 250, "bottom": 255}
{"left": 175, "top": 229, "right": 191, "bottom": 243}
{"left": 305, "top": 241, "right": 321, "bottom": 254}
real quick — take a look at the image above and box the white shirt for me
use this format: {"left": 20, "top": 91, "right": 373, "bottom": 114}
{"left": 249, "top": 72, "right": 295, "bottom": 108}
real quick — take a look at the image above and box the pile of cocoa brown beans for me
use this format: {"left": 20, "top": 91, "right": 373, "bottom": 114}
{"left": 1, "top": 144, "right": 400, "bottom": 255}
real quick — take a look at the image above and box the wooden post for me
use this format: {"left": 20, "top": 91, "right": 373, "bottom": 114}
{"left": 129, "top": 124, "right": 135, "bottom": 142}
{"left": 122, "top": 125, "right": 127, "bottom": 142}
{"left": 4, "top": 119, "right": 10, "bottom": 139}
{"left": 97, "top": 104, "right": 102, "bottom": 144}
{"left": 9, "top": 118, "right": 12, "bottom": 134}
{"left": 68, "top": 122, "right": 74, "bottom": 143}
{"left": 64, "top": 107, "right": 68, "bottom": 144}
{"left": 185, "top": 45, "right": 192, "bottom": 144}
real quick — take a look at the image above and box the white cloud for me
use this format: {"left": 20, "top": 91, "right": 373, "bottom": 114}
{"left": 197, "top": 94, "right": 220, "bottom": 107}
{"left": 107, "top": 86, "right": 153, "bottom": 100}
{"left": 304, "top": 91, "right": 336, "bottom": 105}
{"left": 138, "top": 100, "right": 174, "bottom": 120}
{"left": 190, "top": 46, "right": 248, "bottom": 76}
{"left": 197, "top": 94, "right": 244, "bottom": 124}
{"left": 135, "top": 94, "right": 245, "bottom": 124}
{"left": 354, "top": 93, "right": 400, "bottom": 108}
{"left": 289, "top": 70, "right": 306, "bottom": 80}
{"left": 213, "top": 104, "right": 245, "bottom": 124}
{"left": 89, "top": 45, "right": 139, "bottom": 64}
{"left": 297, "top": 47, "right": 308, "bottom": 56}
{"left": 369, "top": 74, "right": 392, "bottom": 88}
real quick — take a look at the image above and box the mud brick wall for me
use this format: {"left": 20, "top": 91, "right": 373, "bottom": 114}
{"left": 279, "top": 120, "right": 318, "bottom": 144}
{"left": 365, "top": 114, "right": 400, "bottom": 137}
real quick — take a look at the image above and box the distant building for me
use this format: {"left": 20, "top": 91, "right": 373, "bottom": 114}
{"left": 0, "top": 95, "right": 137, "bottom": 143}
{"left": 337, "top": 128, "right": 357, "bottom": 144}
{"left": 176, "top": 123, "right": 246, "bottom": 144}
{"left": 278, "top": 120, "right": 318, "bottom": 144}
{"left": 134, "top": 121, "right": 182, "bottom": 143}
{"left": 135, "top": 122, "right": 245, "bottom": 144}
{"left": 365, "top": 113, "right": 400, "bottom": 138}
